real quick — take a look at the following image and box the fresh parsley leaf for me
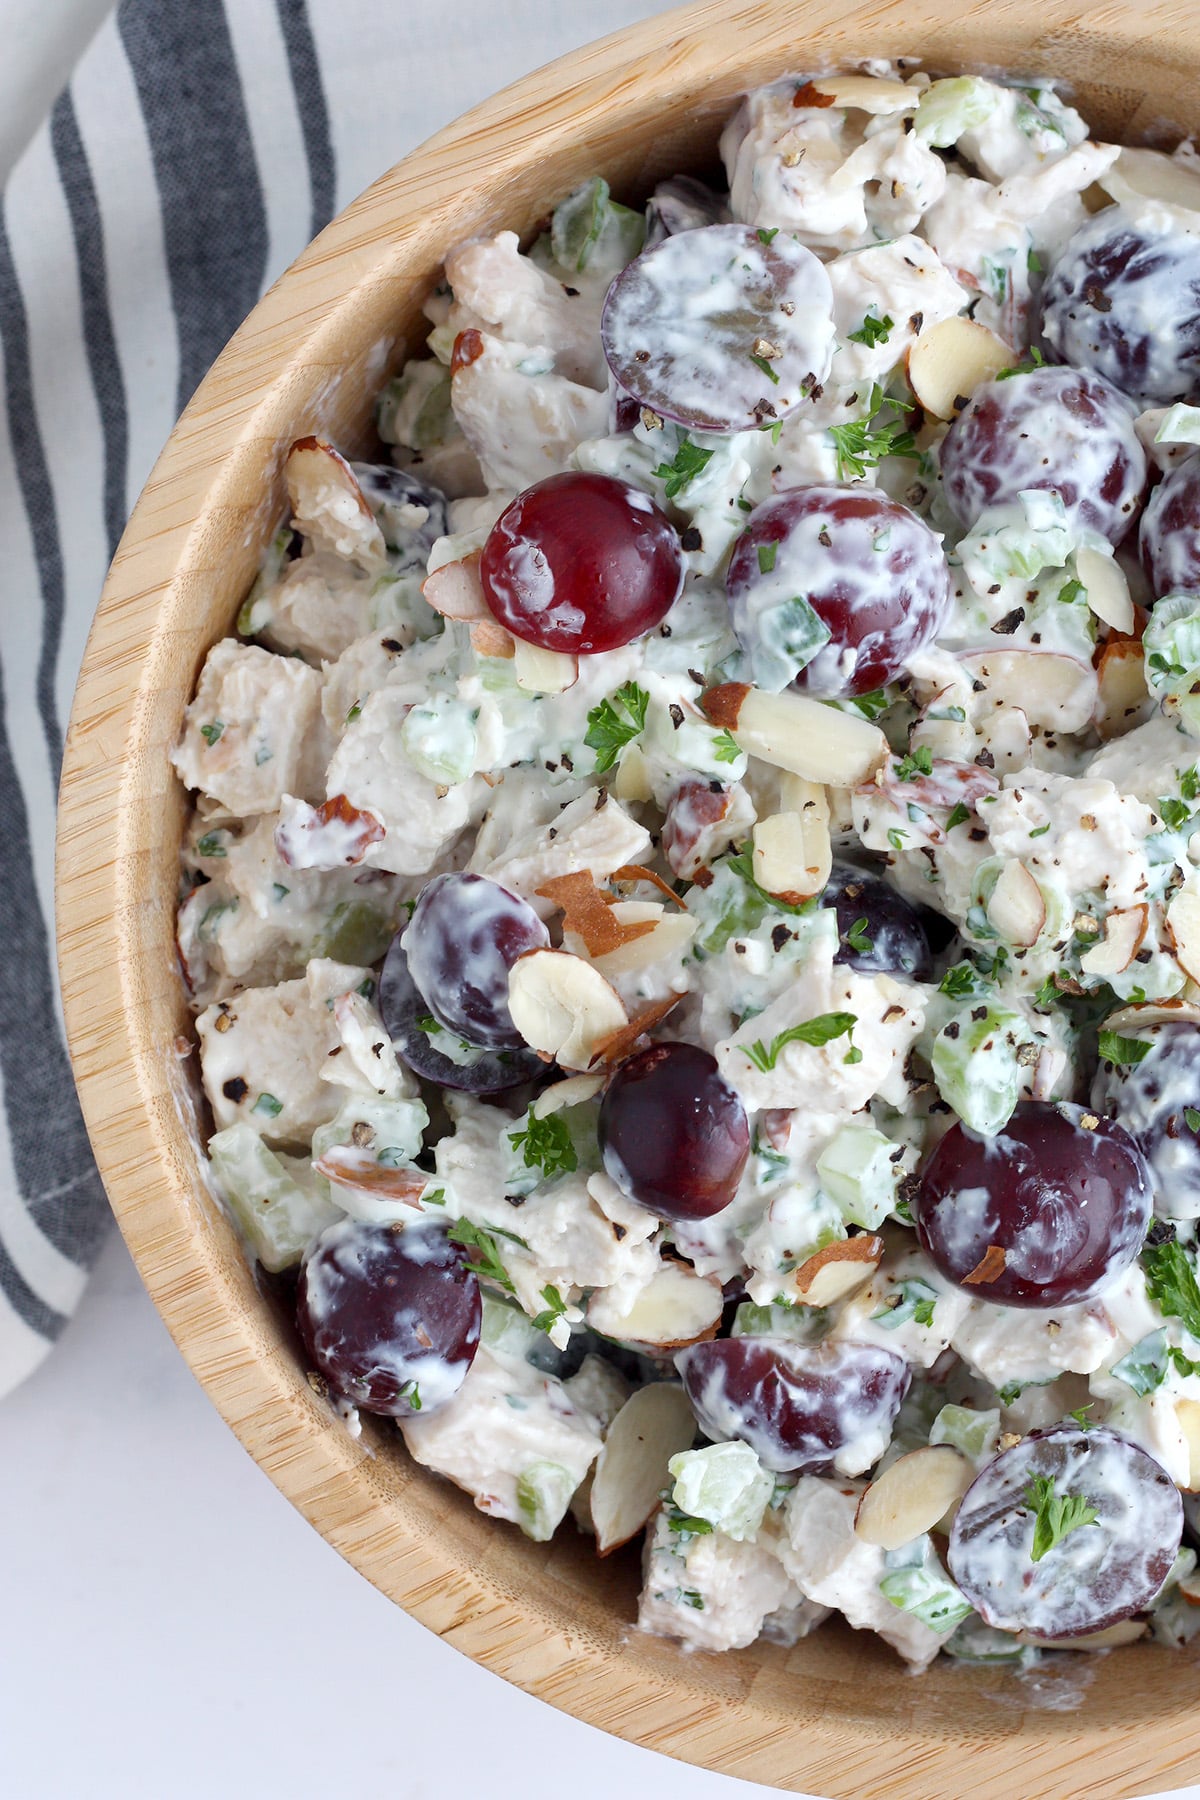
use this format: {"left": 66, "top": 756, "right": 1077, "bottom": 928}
{"left": 271, "top": 882, "right": 290, "bottom": 901}
{"left": 1183, "top": 767, "right": 1200, "bottom": 803}
{"left": 711, "top": 729, "right": 742, "bottom": 764}
{"left": 1057, "top": 577, "right": 1085, "bottom": 607}
{"left": 1029, "top": 823, "right": 1051, "bottom": 838}
{"left": 1097, "top": 1030, "right": 1153, "bottom": 1067}
{"left": 653, "top": 437, "right": 714, "bottom": 500}
{"left": 1142, "top": 1237, "right": 1200, "bottom": 1339}
{"left": 530, "top": 1284, "right": 569, "bottom": 1334}
{"left": 199, "top": 721, "right": 225, "bottom": 747}
{"left": 1023, "top": 1474, "right": 1100, "bottom": 1563}
{"left": 912, "top": 1297, "right": 936, "bottom": 1327}
{"left": 1158, "top": 795, "right": 1192, "bottom": 831}
{"left": 745, "top": 1011, "right": 857, "bottom": 1072}
{"left": 894, "top": 746, "right": 934, "bottom": 782}
{"left": 749, "top": 351, "right": 781, "bottom": 385}
{"left": 678, "top": 1588, "right": 705, "bottom": 1610}
{"left": 844, "top": 916, "right": 874, "bottom": 955}
{"left": 508, "top": 1112, "right": 578, "bottom": 1181}
{"left": 1069, "top": 1405, "right": 1095, "bottom": 1429}
{"left": 847, "top": 311, "right": 894, "bottom": 347}
{"left": 584, "top": 680, "right": 651, "bottom": 773}
{"left": 945, "top": 802, "right": 970, "bottom": 832}
{"left": 828, "top": 417, "right": 918, "bottom": 480}
{"left": 449, "top": 1219, "right": 518, "bottom": 1293}
{"left": 346, "top": 700, "right": 363, "bottom": 724}
{"left": 196, "top": 831, "right": 227, "bottom": 858}
{"left": 756, "top": 227, "right": 779, "bottom": 245}
{"left": 939, "top": 962, "right": 980, "bottom": 1000}
{"left": 996, "top": 345, "right": 1046, "bottom": 381}
{"left": 756, "top": 541, "right": 778, "bottom": 574}
{"left": 851, "top": 688, "right": 891, "bottom": 720}
{"left": 843, "top": 1040, "right": 863, "bottom": 1065}
{"left": 1186, "top": 1107, "right": 1200, "bottom": 1134}
{"left": 252, "top": 1092, "right": 283, "bottom": 1118}
{"left": 665, "top": 1503, "right": 714, "bottom": 1544}
{"left": 887, "top": 828, "right": 907, "bottom": 852}
{"left": 398, "top": 1379, "right": 422, "bottom": 1412}
{"left": 998, "top": 1382, "right": 1024, "bottom": 1406}
{"left": 872, "top": 1279, "right": 938, "bottom": 1330}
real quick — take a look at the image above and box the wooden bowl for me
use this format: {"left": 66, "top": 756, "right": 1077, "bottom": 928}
{"left": 57, "top": 2, "right": 1200, "bottom": 1794}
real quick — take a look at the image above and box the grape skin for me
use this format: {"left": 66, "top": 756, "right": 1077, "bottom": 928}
{"left": 403, "top": 872, "right": 548, "bottom": 1049}
{"left": 824, "top": 861, "right": 934, "bottom": 980}
{"left": 379, "top": 930, "right": 544, "bottom": 1093}
{"left": 598, "top": 1042, "right": 749, "bottom": 1221}
{"left": 1139, "top": 456, "right": 1200, "bottom": 600}
{"left": 1091, "top": 1021, "right": 1200, "bottom": 1220}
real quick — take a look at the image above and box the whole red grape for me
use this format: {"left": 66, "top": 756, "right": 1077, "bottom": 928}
{"left": 598, "top": 1041, "right": 749, "bottom": 1221}
{"left": 1139, "top": 455, "right": 1200, "bottom": 599}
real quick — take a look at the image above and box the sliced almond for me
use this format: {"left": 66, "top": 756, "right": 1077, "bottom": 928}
{"left": 613, "top": 741, "right": 653, "bottom": 804}
{"left": 589, "top": 1263, "right": 723, "bottom": 1349}
{"left": 753, "top": 793, "right": 832, "bottom": 903}
{"left": 1080, "top": 904, "right": 1149, "bottom": 977}
{"left": 792, "top": 1234, "right": 883, "bottom": 1307}
{"left": 963, "top": 1243, "right": 1008, "bottom": 1287}
{"left": 421, "top": 552, "right": 491, "bottom": 621}
{"left": 531, "top": 1073, "right": 605, "bottom": 1119}
{"left": 701, "top": 685, "right": 888, "bottom": 787}
{"left": 1101, "top": 145, "right": 1200, "bottom": 217}
{"left": 1167, "top": 889, "right": 1200, "bottom": 986}
{"left": 961, "top": 650, "right": 1096, "bottom": 734}
{"left": 536, "top": 871, "right": 657, "bottom": 958}
{"left": 507, "top": 949, "right": 627, "bottom": 1071}
{"left": 986, "top": 860, "right": 1045, "bottom": 948}
{"left": 470, "top": 617, "right": 515, "bottom": 659}
{"left": 313, "top": 1145, "right": 428, "bottom": 1202}
{"left": 590, "top": 1384, "right": 698, "bottom": 1555}
{"left": 274, "top": 793, "right": 385, "bottom": 869}
{"left": 906, "top": 316, "right": 1013, "bottom": 420}
{"left": 1104, "top": 996, "right": 1200, "bottom": 1035}
{"left": 1177, "top": 1567, "right": 1200, "bottom": 1605}
{"left": 1095, "top": 639, "right": 1152, "bottom": 740}
{"left": 611, "top": 864, "right": 684, "bottom": 907}
{"left": 588, "top": 992, "right": 683, "bottom": 1067}
{"left": 1075, "top": 545, "right": 1135, "bottom": 636}
{"left": 854, "top": 1446, "right": 973, "bottom": 1550}
{"left": 1177, "top": 1398, "right": 1200, "bottom": 1491}
{"left": 513, "top": 637, "right": 578, "bottom": 694}
{"left": 1029, "top": 1618, "right": 1150, "bottom": 1651}
{"left": 592, "top": 907, "right": 699, "bottom": 978}
{"left": 285, "top": 437, "right": 387, "bottom": 573}
{"left": 810, "top": 73, "right": 916, "bottom": 114}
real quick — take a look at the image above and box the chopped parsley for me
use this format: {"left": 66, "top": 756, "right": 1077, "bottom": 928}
{"left": 844, "top": 917, "right": 873, "bottom": 956}
{"left": 744, "top": 1011, "right": 856, "bottom": 1071}
{"left": 1187, "top": 1108, "right": 1200, "bottom": 1134}
{"left": 1057, "top": 577, "right": 1085, "bottom": 608}
{"left": 872, "top": 1279, "right": 938, "bottom": 1330}
{"left": 711, "top": 729, "right": 742, "bottom": 764}
{"left": 449, "top": 1219, "right": 524, "bottom": 1294}
{"left": 894, "top": 746, "right": 933, "bottom": 782}
{"left": 1023, "top": 1474, "right": 1100, "bottom": 1563}
{"left": 749, "top": 351, "right": 781, "bottom": 385}
{"left": 851, "top": 688, "right": 891, "bottom": 721}
{"left": 196, "top": 832, "right": 227, "bottom": 858}
{"left": 507, "top": 1112, "right": 578, "bottom": 1181}
{"left": 886, "top": 828, "right": 907, "bottom": 852}
{"left": 665, "top": 1504, "right": 714, "bottom": 1545}
{"left": 251, "top": 1092, "right": 283, "bottom": 1118}
{"left": 827, "top": 411, "right": 917, "bottom": 481}
{"left": 945, "top": 802, "right": 970, "bottom": 832}
{"left": 1158, "top": 795, "right": 1192, "bottom": 831}
{"left": 1097, "top": 1030, "right": 1153, "bottom": 1067}
{"left": 653, "top": 437, "right": 714, "bottom": 500}
{"left": 1142, "top": 1237, "right": 1200, "bottom": 1339}
{"left": 678, "top": 1589, "right": 705, "bottom": 1610}
{"left": 199, "top": 721, "right": 225, "bottom": 747}
{"left": 756, "top": 227, "right": 779, "bottom": 245}
{"left": 996, "top": 345, "right": 1046, "bottom": 381}
{"left": 530, "top": 1284, "right": 569, "bottom": 1334}
{"left": 1028, "top": 823, "right": 1051, "bottom": 838}
{"left": 756, "top": 541, "right": 778, "bottom": 575}
{"left": 847, "top": 311, "right": 894, "bottom": 347}
{"left": 1069, "top": 1405, "right": 1095, "bottom": 1430}
{"left": 584, "top": 681, "right": 650, "bottom": 773}
{"left": 398, "top": 1380, "right": 422, "bottom": 1412}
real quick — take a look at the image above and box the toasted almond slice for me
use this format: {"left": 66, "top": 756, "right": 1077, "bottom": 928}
{"left": 589, "top": 992, "right": 683, "bottom": 1067}
{"left": 531, "top": 1073, "right": 605, "bottom": 1119}
{"left": 536, "top": 871, "right": 657, "bottom": 957}
{"left": 1101, "top": 146, "right": 1200, "bottom": 217}
{"left": 906, "top": 316, "right": 1013, "bottom": 420}
{"left": 1075, "top": 546, "right": 1135, "bottom": 635}
{"left": 421, "top": 552, "right": 491, "bottom": 620}
{"left": 792, "top": 1234, "right": 884, "bottom": 1307}
{"left": 612, "top": 741, "right": 653, "bottom": 803}
{"left": 513, "top": 637, "right": 578, "bottom": 694}
{"left": 313, "top": 1146, "right": 429, "bottom": 1201}
{"left": 1095, "top": 639, "right": 1152, "bottom": 740}
{"left": 1028, "top": 1618, "right": 1150, "bottom": 1650}
{"left": 753, "top": 796, "right": 832, "bottom": 903}
{"left": 961, "top": 649, "right": 1096, "bottom": 733}
{"left": 702, "top": 685, "right": 888, "bottom": 787}
{"left": 1167, "top": 889, "right": 1200, "bottom": 986}
{"left": 854, "top": 1446, "right": 973, "bottom": 1550}
{"left": 986, "top": 860, "right": 1045, "bottom": 948}
{"left": 589, "top": 1263, "right": 723, "bottom": 1349}
{"left": 1080, "top": 904, "right": 1149, "bottom": 977}
{"left": 1178, "top": 1398, "right": 1200, "bottom": 1491}
{"left": 507, "top": 949, "right": 627, "bottom": 1071}
{"left": 810, "top": 73, "right": 916, "bottom": 113}
{"left": 1104, "top": 996, "right": 1200, "bottom": 1034}
{"left": 590, "top": 1384, "right": 698, "bottom": 1555}
{"left": 274, "top": 793, "right": 385, "bottom": 869}
{"left": 285, "top": 437, "right": 388, "bottom": 572}
{"left": 963, "top": 1243, "right": 1007, "bottom": 1287}
{"left": 611, "top": 864, "right": 684, "bottom": 907}
{"left": 1178, "top": 1567, "right": 1200, "bottom": 1605}
{"left": 592, "top": 907, "right": 698, "bottom": 978}
{"left": 471, "top": 618, "right": 515, "bottom": 659}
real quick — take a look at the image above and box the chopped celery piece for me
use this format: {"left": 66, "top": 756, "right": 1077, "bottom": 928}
{"left": 929, "top": 1403, "right": 1000, "bottom": 1466}
{"left": 668, "top": 1441, "right": 774, "bottom": 1541}
{"left": 1155, "top": 404, "right": 1200, "bottom": 447}
{"left": 816, "top": 1124, "right": 901, "bottom": 1230}
{"left": 740, "top": 593, "right": 831, "bottom": 693}
{"left": 913, "top": 76, "right": 996, "bottom": 147}
{"left": 208, "top": 1124, "right": 340, "bottom": 1272}
{"left": 1111, "top": 1328, "right": 1170, "bottom": 1397}
{"left": 400, "top": 696, "right": 478, "bottom": 785}
{"left": 516, "top": 1460, "right": 577, "bottom": 1541}
{"left": 942, "top": 1613, "right": 1039, "bottom": 1665}
{"left": 879, "top": 1544, "right": 972, "bottom": 1634}
{"left": 376, "top": 359, "right": 455, "bottom": 450}
{"left": 732, "top": 1301, "right": 827, "bottom": 1342}
{"left": 310, "top": 901, "right": 394, "bottom": 967}
{"left": 311, "top": 1094, "right": 428, "bottom": 1167}
{"left": 550, "top": 176, "right": 645, "bottom": 277}
{"left": 931, "top": 1003, "right": 1032, "bottom": 1136}
{"left": 1145, "top": 593, "right": 1200, "bottom": 696}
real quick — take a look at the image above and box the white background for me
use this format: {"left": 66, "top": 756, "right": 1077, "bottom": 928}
{"left": 2, "top": 2, "right": 1198, "bottom": 1795}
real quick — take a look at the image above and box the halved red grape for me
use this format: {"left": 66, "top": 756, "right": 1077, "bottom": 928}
{"left": 599, "top": 1042, "right": 749, "bottom": 1221}
{"left": 378, "top": 931, "right": 544, "bottom": 1093}
{"left": 644, "top": 175, "right": 729, "bottom": 248}
{"left": 948, "top": 1425, "right": 1182, "bottom": 1639}
{"left": 824, "top": 862, "right": 934, "bottom": 980}
{"left": 939, "top": 366, "right": 1146, "bottom": 545}
{"left": 1139, "top": 455, "right": 1200, "bottom": 599}
{"left": 479, "top": 471, "right": 685, "bottom": 653}
{"left": 676, "top": 1337, "right": 910, "bottom": 1474}
{"left": 297, "top": 1215, "right": 481, "bottom": 1418}
{"left": 725, "top": 487, "right": 952, "bottom": 697}
{"left": 1092, "top": 1020, "right": 1200, "bottom": 1220}
{"left": 601, "top": 223, "right": 835, "bottom": 433}
{"left": 916, "top": 1100, "right": 1151, "bottom": 1307}
{"left": 1040, "top": 208, "right": 1200, "bottom": 408}
{"left": 403, "top": 872, "right": 548, "bottom": 1048}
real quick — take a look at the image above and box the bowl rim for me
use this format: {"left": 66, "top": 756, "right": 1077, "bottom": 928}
{"left": 56, "top": 1, "right": 1200, "bottom": 1794}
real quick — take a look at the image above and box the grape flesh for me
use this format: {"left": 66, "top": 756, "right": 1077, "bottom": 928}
{"left": 598, "top": 1042, "right": 749, "bottom": 1221}
{"left": 1139, "top": 456, "right": 1200, "bottom": 599}
{"left": 676, "top": 1337, "right": 910, "bottom": 1474}
{"left": 297, "top": 1215, "right": 481, "bottom": 1418}
{"left": 938, "top": 365, "right": 1146, "bottom": 546}
{"left": 725, "top": 486, "right": 953, "bottom": 697}
{"left": 379, "top": 931, "right": 544, "bottom": 1093}
{"left": 916, "top": 1100, "right": 1151, "bottom": 1307}
{"left": 948, "top": 1425, "right": 1182, "bottom": 1639}
{"left": 1040, "top": 207, "right": 1200, "bottom": 408}
{"left": 403, "top": 872, "right": 548, "bottom": 1048}
{"left": 1091, "top": 1021, "right": 1200, "bottom": 1220}
{"left": 824, "top": 861, "right": 934, "bottom": 980}
{"left": 601, "top": 223, "right": 836, "bottom": 433}
{"left": 480, "top": 471, "right": 685, "bottom": 654}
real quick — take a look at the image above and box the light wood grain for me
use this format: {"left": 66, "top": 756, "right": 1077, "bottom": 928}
{"left": 55, "top": 2, "right": 1200, "bottom": 1794}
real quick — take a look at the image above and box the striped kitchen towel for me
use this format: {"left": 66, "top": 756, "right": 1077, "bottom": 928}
{"left": 0, "top": 0, "right": 675, "bottom": 1396}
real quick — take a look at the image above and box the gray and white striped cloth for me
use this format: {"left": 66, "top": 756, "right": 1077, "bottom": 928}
{"left": 0, "top": 0, "right": 676, "bottom": 1396}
